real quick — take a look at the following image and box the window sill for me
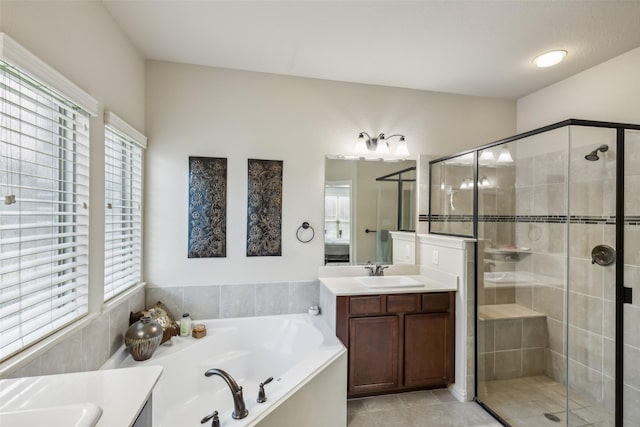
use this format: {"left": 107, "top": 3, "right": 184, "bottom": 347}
{"left": 0, "top": 283, "right": 146, "bottom": 377}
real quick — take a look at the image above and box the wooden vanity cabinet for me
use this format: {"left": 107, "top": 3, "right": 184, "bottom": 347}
{"left": 336, "top": 292, "right": 455, "bottom": 398}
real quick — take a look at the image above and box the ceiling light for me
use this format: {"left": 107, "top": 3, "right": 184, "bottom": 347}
{"left": 354, "top": 132, "right": 410, "bottom": 157}
{"left": 533, "top": 50, "right": 567, "bottom": 68}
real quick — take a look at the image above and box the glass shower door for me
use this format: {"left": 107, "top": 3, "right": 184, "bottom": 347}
{"left": 566, "top": 126, "right": 617, "bottom": 426}
{"left": 623, "top": 129, "right": 640, "bottom": 425}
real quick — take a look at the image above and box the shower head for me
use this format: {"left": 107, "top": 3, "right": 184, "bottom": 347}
{"left": 585, "top": 144, "right": 609, "bottom": 161}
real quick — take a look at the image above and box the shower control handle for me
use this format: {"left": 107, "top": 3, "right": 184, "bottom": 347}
{"left": 591, "top": 244, "right": 616, "bottom": 266}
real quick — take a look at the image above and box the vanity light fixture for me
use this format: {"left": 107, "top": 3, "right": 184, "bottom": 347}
{"left": 479, "top": 150, "right": 495, "bottom": 162}
{"left": 497, "top": 147, "right": 514, "bottom": 163}
{"left": 354, "top": 132, "right": 410, "bottom": 157}
{"left": 533, "top": 50, "right": 567, "bottom": 68}
{"left": 478, "top": 176, "right": 490, "bottom": 188}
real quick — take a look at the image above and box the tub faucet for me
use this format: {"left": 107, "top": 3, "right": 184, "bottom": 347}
{"left": 204, "top": 368, "right": 249, "bottom": 420}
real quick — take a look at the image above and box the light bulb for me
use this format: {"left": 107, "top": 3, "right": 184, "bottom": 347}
{"left": 394, "top": 136, "right": 410, "bottom": 157}
{"left": 353, "top": 134, "right": 368, "bottom": 154}
{"left": 479, "top": 150, "right": 495, "bottom": 162}
{"left": 376, "top": 140, "right": 389, "bottom": 155}
{"left": 497, "top": 148, "right": 513, "bottom": 163}
{"left": 533, "top": 50, "right": 567, "bottom": 68}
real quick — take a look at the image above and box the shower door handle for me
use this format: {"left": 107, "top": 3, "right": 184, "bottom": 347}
{"left": 624, "top": 287, "right": 633, "bottom": 304}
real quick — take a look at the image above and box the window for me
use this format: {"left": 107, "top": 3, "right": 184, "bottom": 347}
{"left": 104, "top": 112, "right": 145, "bottom": 301}
{"left": 0, "top": 59, "right": 92, "bottom": 360}
{"left": 324, "top": 184, "right": 351, "bottom": 242}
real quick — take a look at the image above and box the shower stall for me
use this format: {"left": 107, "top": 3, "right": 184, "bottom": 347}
{"left": 374, "top": 166, "right": 416, "bottom": 263}
{"left": 429, "top": 119, "right": 640, "bottom": 426}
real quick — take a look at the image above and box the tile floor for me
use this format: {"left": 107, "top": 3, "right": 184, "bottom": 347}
{"left": 478, "top": 376, "right": 614, "bottom": 427}
{"left": 347, "top": 388, "right": 502, "bottom": 427}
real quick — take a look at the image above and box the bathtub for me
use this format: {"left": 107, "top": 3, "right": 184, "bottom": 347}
{"left": 102, "top": 314, "right": 347, "bottom": 427}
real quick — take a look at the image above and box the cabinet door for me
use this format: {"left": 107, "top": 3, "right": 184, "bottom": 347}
{"left": 348, "top": 316, "right": 398, "bottom": 394}
{"left": 404, "top": 313, "right": 452, "bottom": 387}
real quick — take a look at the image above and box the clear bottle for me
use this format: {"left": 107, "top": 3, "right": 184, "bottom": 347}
{"left": 180, "top": 313, "right": 192, "bottom": 337}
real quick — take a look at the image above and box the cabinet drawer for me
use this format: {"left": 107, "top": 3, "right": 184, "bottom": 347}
{"left": 349, "top": 296, "right": 382, "bottom": 314}
{"left": 421, "top": 293, "right": 451, "bottom": 312}
{"left": 387, "top": 294, "right": 418, "bottom": 313}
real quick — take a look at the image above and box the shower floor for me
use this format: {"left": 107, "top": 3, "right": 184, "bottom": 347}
{"left": 478, "top": 376, "right": 614, "bottom": 427}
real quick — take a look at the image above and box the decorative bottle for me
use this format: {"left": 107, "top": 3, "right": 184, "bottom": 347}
{"left": 180, "top": 313, "right": 192, "bottom": 337}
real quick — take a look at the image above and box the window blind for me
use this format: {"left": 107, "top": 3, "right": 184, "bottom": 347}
{"left": 104, "top": 120, "right": 144, "bottom": 301}
{"left": 0, "top": 59, "right": 90, "bottom": 360}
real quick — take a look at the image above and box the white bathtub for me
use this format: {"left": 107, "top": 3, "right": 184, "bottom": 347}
{"left": 102, "top": 314, "right": 347, "bottom": 427}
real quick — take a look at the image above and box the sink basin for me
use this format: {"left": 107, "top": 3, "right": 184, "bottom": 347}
{"left": 357, "top": 276, "right": 423, "bottom": 288}
{"left": 0, "top": 403, "right": 102, "bottom": 427}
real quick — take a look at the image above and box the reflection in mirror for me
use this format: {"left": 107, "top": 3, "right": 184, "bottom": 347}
{"left": 325, "top": 158, "right": 416, "bottom": 265}
{"left": 429, "top": 152, "right": 475, "bottom": 237}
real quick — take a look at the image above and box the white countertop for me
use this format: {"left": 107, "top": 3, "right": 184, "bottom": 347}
{"left": 0, "top": 365, "right": 162, "bottom": 427}
{"left": 320, "top": 274, "right": 457, "bottom": 296}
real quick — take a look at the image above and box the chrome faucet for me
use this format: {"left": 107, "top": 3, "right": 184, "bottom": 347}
{"left": 375, "top": 264, "right": 388, "bottom": 276}
{"left": 364, "top": 261, "right": 388, "bottom": 276}
{"left": 364, "top": 261, "right": 375, "bottom": 276}
{"left": 204, "top": 368, "right": 248, "bottom": 420}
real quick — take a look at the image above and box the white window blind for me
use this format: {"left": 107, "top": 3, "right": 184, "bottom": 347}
{"left": 0, "top": 59, "right": 91, "bottom": 361}
{"left": 104, "top": 115, "right": 144, "bottom": 301}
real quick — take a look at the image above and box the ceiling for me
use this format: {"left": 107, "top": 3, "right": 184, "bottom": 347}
{"left": 102, "top": 1, "right": 640, "bottom": 99}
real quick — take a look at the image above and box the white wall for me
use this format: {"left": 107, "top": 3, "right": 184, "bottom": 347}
{"left": 0, "top": 0, "right": 145, "bottom": 130}
{"left": 517, "top": 47, "right": 640, "bottom": 132}
{"left": 145, "top": 61, "right": 515, "bottom": 286}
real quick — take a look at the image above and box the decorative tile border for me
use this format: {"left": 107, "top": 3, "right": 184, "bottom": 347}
{"left": 425, "top": 214, "right": 633, "bottom": 225}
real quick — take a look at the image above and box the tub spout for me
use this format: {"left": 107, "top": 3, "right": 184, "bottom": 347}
{"left": 204, "top": 368, "right": 249, "bottom": 420}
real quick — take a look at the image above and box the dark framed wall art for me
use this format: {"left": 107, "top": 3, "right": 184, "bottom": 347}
{"left": 247, "top": 159, "right": 283, "bottom": 257}
{"left": 188, "top": 156, "right": 227, "bottom": 258}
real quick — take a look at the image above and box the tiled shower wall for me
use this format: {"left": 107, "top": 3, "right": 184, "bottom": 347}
{"left": 623, "top": 129, "right": 640, "bottom": 424}
{"left": 145, "top": 280, "right": 320, "bottom": 321}
{"left": 475, "top": 126, "right": 621, "bottom": 411}
{"left": 513, "top": 127, "right": 617, "bottom": 410}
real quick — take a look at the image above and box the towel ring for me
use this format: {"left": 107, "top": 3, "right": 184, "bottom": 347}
{"left": 296, "top": 222, "right": 315, "bottom": 243}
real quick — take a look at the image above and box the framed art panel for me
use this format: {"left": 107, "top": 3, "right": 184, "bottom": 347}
{"left": 247, "top": 159, "right": 283, "bottom": 256}
{"left": 188, "top": 156, "right": 227, "bottom": 258}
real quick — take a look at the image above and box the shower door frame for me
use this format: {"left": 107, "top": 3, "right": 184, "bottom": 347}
{"left": 428, "top": 118, "right": 640, "bottom": 426}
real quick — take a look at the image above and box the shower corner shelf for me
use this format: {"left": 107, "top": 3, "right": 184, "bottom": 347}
{"left": 483, "top": 247, "right": 531, "bottom": 261}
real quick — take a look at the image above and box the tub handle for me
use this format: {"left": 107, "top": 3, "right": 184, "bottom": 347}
{"left": 201, "top": 411, "right": 220, "bottom": 427}
{"left": 257, "top": 377, "right": 274, "bottom": 403}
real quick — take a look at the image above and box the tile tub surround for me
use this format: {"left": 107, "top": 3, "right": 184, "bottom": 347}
{"left": 1, "top": 286, "right": 146, "bottom": 379}
{"left": 145, "top": 280, "right": 320, "bottom": 320}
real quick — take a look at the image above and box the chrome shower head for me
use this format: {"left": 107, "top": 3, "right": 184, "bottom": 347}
{"left": 585, "top": 144, "right": 609, "bottom": 161}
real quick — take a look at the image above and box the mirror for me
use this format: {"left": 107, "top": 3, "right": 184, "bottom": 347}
{"left": 324, "top": 158, "right": 416, "bottom": 265}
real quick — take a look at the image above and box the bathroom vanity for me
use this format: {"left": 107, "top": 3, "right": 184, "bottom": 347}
{"left": 319, "top": 274, "right": 456, "bottom": 398}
